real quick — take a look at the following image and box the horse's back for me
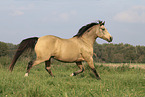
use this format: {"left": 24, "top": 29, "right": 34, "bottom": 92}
{"left": 38, "top": 35, "right": 61, "bottom": 42}
{"left": 35, "top": 35, "right": 73, "bottom": 55}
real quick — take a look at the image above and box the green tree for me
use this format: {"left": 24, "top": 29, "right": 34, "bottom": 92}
{"left": 0, "top": 41, "right": 9, "bottom": 57}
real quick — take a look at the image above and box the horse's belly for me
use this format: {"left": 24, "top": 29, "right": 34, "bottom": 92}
{"left": 54, "top": 54, "right": 84, "bottom": 62}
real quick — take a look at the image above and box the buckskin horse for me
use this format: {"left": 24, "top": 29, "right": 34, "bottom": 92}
{"left": 9, "top": 21, "right": 113, "bottom": 80}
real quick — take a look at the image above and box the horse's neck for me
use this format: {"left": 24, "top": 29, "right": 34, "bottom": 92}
{"left": 80, "top": 28, "right": 98, "bottom": 46}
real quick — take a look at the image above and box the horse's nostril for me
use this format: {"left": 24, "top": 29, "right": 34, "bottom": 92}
{"left": 110, "top": 37, "right": 113, "bottom": 42}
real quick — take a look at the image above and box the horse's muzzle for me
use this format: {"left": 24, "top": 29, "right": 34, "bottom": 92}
{"left": 108, "top": 36, "right": 113, "bottom": 42}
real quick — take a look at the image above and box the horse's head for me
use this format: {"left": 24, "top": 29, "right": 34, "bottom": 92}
{"left": 96, "top": 21, "right": 113, "bottom": 42}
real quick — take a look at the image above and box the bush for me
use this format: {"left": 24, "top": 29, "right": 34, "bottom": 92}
{"left": 0, "top": 56, "right": 11, "bottom": 68}
{"left": 0, "top": 41, "right": 9, "bottom": 57}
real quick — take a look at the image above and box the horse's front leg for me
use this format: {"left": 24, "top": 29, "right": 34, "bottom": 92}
{"left": 70, "top": 62, "right": 84, "bottom": 76}
{"left": 86, "top": 57, "right": 101, "bottom": 80}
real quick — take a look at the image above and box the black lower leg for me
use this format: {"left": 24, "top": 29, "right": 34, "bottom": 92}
{"left": 45, "top": 67, "right": 52, "bottom": 75}
{"left": 45, "top": 60, "right": 54, "bottom": 77}
{"left": 91, "top": 68, "right": 101, "bottom": 80}
{"left": 73, "top": 67, "right": 84, "bottom": 76}
{"left": 26, "top": 61, "right": 33, "bottom": 73}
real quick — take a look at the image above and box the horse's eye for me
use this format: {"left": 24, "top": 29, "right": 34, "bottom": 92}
{"left": 102, "top": 28, "right": 105, "bottom": 31}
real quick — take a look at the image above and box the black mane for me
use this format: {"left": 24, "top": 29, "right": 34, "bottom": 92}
{"left": 73, "top": 22, "right": 99, "bottom": 37}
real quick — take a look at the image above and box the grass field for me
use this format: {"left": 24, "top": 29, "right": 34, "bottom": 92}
{"left": 0, "top": 59, "right": 145, "bottom": 97}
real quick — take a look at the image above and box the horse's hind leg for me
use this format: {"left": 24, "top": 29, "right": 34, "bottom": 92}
{"left": 45, "top": 59, "right": 54, "bottom": 77}
{"left": 24, "top": 59, "right": 45, "bottom": 77}
{"left": 70, "top": 62, "right": 84, "bottom": 76}
{"left": 24, "top": 61, "right": 33, "bottom": 76}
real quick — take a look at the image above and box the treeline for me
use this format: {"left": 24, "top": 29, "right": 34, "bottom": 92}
{"left": 93, "top": 42, "right": 145, "bottom": 63}
{"left": 0, "top": 41, "right": 18, "bottom": 57}
{"left": 0, "top": 41, "right": 145, "bottom": 63}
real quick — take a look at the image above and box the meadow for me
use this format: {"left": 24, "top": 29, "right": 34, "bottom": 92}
{"left": 0, "top": 57, "right": 145, "bottom": 97}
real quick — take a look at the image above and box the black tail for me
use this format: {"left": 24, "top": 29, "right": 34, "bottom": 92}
{"left": 9, "top": 37, "right": 38, "bottom": 71}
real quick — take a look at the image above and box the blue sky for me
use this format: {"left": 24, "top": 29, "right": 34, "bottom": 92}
{"left": 0, "top": 0, "right": 145, "bottom": 46}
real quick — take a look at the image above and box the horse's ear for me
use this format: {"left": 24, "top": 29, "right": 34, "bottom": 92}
{"left": 99, "top": 20, "right": 102, "bottom": 24}
{"left": 98, "top": 20, "right": 105, "bottom": 26}
{"left": 101, "top": 21, "right": 105, "bottom": 26}
{"left": 103, "top": 21, "right": 105, "bottom": 25}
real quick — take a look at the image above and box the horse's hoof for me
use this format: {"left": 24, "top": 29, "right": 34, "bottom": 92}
{"left": 24, "top": 73, "right": 29, "bottom": 77}
{"left": 96, "top": 77, "right": 101, "bottom": 80}
{"left": 70, "top": 73, "right": 74, "bottom": 76}
{"left": 51, "top": 75, "right": 55, "bottom": 77}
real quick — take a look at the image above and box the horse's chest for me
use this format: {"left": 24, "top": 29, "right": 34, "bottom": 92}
{"left": 81, "top": 46, "right": 93, "bottom": 55}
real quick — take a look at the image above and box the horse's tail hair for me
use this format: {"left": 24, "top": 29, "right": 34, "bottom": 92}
{"left": 9, "top": 37, "right": 39, "bottom": 71}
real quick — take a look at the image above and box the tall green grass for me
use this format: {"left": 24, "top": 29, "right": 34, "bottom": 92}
{"left": 0, "top": 60, "right": 145, "bottom": 97}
